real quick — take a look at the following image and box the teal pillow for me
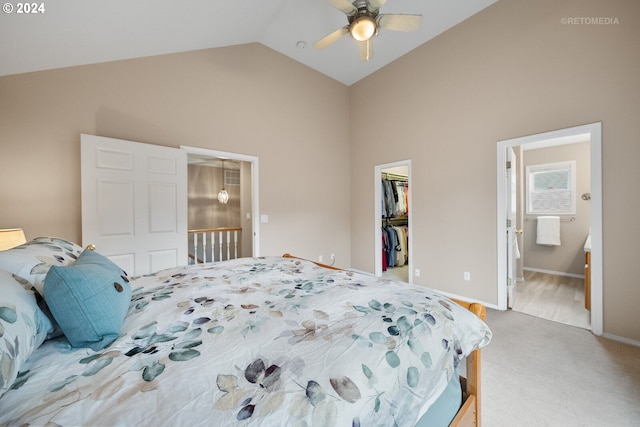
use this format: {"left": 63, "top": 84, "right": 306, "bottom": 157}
{"left": 43, "top": 249, "right": 131, "bottom": 351}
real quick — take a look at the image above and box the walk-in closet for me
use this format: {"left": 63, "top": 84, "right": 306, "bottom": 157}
{"left": 381, "top": 167, "right": 409, "bottom": 282}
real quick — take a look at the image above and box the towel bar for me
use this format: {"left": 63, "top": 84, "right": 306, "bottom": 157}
{"left": 524, "top": 216, "right": 575, "bottom": 222}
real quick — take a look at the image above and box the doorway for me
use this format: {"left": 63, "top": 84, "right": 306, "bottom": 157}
{"left": 497, "top": 123, "right": 602, "bottom": 335}
{"left": 374, "top": 160, "right": 412, "bottom": 283}
{"left": 181, "top": 146, "right": 260, "bottom": 259}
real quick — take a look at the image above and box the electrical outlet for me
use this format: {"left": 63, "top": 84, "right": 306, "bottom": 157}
{"left": 330, "top": 253, "right": 335, "bottom": 264}
{"left": 415, "top": 269, "right": 420, "bottom": 277}
{"left": 464, "top": 272, "right": 471, "bottom": 281}
{"left": 318, "top": 255, "right": 323, "bottom": 263}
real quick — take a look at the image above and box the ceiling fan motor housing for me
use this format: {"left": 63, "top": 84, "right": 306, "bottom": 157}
{"left": 348, "top": 1, "right": 380, "bottom": 41}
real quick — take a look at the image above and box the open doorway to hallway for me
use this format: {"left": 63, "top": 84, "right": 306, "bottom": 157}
{"left": 182, "top": 146, "right": 260, "bottom": 263}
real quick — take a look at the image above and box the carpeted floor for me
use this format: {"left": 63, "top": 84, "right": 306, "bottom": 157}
{"left": 482, "top": 309, "right": 640, "bottom": 426}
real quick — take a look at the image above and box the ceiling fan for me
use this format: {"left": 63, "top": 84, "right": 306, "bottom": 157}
{"left": 313, "top": 0, "right": 423, "bottom": 62}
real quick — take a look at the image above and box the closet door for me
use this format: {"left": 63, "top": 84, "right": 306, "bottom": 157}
{"left": 81, "top": 134, "right": 188, "bottom": 276}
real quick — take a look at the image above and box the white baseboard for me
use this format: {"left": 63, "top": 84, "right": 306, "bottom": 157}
{"left": 602, "top": 333, "right": 640, "bottom": 348}
{"left": 349, "top": 268, "right": 375, "bottom": 277}
{"left": 523, "top": 267, "right": 584, "bottom": 279}
{"left": 432, "top": 289, "right": 499, "bottom": 311}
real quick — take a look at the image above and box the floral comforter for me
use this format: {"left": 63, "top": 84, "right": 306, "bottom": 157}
{"left": 0, "top": 257, "right": 491, "bottom": 426}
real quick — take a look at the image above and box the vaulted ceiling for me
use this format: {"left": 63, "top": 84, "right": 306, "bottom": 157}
{"left": 0, "top": 0, "right": 496, "bottom": 85}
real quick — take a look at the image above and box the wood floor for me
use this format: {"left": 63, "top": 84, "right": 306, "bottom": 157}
{"left": 512, "top": 270, "right": 591, "bottom": 330}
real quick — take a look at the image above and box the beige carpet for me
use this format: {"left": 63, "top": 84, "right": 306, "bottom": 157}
{"left": 482, "top": 309, "right": 640, "bottom": 426}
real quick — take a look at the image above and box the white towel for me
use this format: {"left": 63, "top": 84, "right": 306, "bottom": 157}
{"left": 536, "top": 216, "right": 561, "bottom": 246}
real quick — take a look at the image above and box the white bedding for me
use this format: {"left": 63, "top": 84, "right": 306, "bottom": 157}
{"left": 0, "top": 256, "right": 491, "bottom": 426}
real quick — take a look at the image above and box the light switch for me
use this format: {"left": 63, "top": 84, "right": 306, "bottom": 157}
{"left": 260, "top": 214, "right": 269, "bottom": 223}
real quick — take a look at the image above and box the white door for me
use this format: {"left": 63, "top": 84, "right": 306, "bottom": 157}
{"left": 81, "top": 134, "right": 187, "bottom": 276}
{"left": 506, "top": 147, "right": 518, "bottom": 308}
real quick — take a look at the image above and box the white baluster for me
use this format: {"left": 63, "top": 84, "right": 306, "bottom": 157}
{"left": 218, "top": 230, "right": 223, "bottom": 262}
{"left": 210, "top": 231, "right": 215, "bottom": 262}
{"left": 193, "top": 233, "right": 199, "bottom": 264}
{"left": 202, "top": 232, "right": 208, "bottom": 263}
{"left": 233, "top": 230, "right": 238, "bottom": 259}
{"left": 209, "top": 231, "right": 216, "bottom": 262}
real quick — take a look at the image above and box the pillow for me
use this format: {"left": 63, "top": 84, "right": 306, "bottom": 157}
{"left": 43, "top": 249, "right": 131, "bottom": 351}
{"left": 0, "top": 268, "right": 54, "bottom": 398}
{"left": 0, "top": 237, "right": 83, "bottom": 296}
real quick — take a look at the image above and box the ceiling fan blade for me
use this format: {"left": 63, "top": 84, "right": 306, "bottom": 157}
{"left": 377, "top": 14, "right": 423, "bottom": 32}
{"left": 359, "top": 39, "right": 373, "bottom": 62}
{"left": 326, "top": 0, "right": 357, "bottom": 15}
{"left": 313, "top": 26, "right": 350, "bottom": 50}
{"left": 368, "top": 0, "right": 388, "bottom": 10}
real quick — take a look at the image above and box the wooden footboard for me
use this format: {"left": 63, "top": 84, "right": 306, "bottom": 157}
{"left": 449, "top": 299, "right": 485, "bottom": 427}
{"left": 282, "top": 254, "right": 485, "bottom": 427}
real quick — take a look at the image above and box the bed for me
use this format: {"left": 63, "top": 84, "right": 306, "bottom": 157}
{"left": 0, "top": 235, "right": 491, "bottom": 426}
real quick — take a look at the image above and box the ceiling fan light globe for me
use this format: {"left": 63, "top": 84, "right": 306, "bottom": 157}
{"left": 350, "top": 16, "right": 376, "bottom": 41}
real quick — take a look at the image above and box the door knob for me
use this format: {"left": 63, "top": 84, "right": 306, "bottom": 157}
{"left": 515, "top": 229, "right": 523, "bottom": 235}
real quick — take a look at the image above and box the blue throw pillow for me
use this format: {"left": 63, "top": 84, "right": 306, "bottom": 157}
{"left": 43, "top": 249, "right": 131, "bottom": 351}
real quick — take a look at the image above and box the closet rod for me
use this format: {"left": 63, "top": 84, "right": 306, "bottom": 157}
{"left": 382, "top": 172, "right": 408, "bottom": 181}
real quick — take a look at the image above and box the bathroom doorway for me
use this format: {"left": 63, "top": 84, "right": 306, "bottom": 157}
{"left": 497, "top": 123, "right": 602, "bottom": 335}
{"left": 515, "top": 141, "right": 591, "bottom": 329}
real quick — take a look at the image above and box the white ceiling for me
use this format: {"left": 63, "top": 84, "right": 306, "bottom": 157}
{"left": 0, "top": 0, "right": 496, "bottom": 86}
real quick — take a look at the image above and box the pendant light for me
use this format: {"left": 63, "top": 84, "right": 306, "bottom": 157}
{"left": 217, "top": 159, "right": 229, "bottom": 204}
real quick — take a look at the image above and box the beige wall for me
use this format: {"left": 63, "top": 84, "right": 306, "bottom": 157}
{"left": 521, "top": 142, "right": 591, "bottom": 276}
{"left": 350, "top": 0, "right": 640, "bottom": 341}
{"left": 1, "top": 0, "right": 639, "bottom": 343}
{"left": 0, "top": 43, "right": 352, "bottom": 264}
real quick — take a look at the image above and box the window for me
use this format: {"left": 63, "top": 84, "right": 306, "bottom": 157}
{"left": 224, "top": 169, "right": 240, "bottom": 186}
{"left": 526, "top": 161, "right": 576, "bottom": 215}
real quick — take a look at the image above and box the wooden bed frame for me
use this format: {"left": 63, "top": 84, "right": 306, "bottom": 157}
{"left": 283, "top": 254, "right": 484, "bottom": 427}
